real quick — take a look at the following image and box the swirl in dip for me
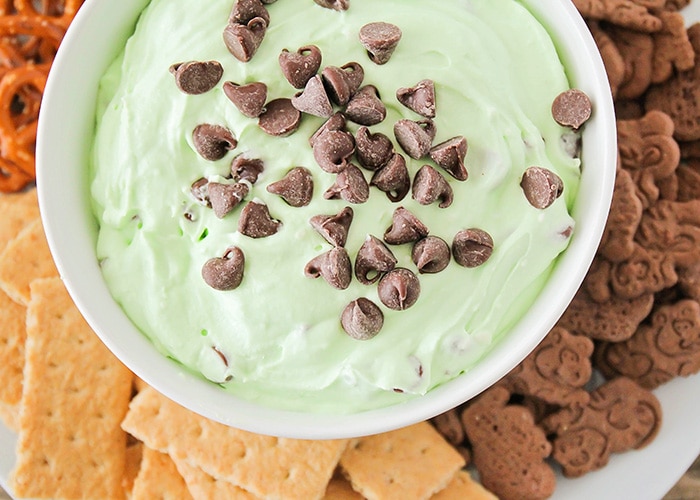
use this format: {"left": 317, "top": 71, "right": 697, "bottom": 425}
{"left": 91, "top": 0, "right": 582, "bottom": 412}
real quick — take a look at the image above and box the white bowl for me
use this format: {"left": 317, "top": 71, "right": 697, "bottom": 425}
{"left": 37, "top": 0, "right": 616, "bottom": 439}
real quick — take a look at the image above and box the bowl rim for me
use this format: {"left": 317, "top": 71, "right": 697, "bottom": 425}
{"left": 37, "top": 0, "right": 616, "bottom": 439}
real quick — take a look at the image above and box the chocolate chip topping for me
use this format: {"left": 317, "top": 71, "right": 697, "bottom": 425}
{"left": 309, "top": 112, "right": 346, "bottom": 147}
{"left": 355, "top": 126, "right": 393, "bottom": 170}
{"left": 370, "top": 152, "right": 410, "bottom": 202}
{"left": 312, "top": 129, "right": 355, "bottom": 173}
{"left": 412, "top": 236, "right": 450, "bottom": 274}
{"left": 223, "top": 81, "right": 268, "bottom": 118}
{"left": 394, "top": 119, "right": 435, "bottom": 159}
{"left": 202, "top": 247, "right": 245, "bottom": 291}
{"left": 313, "top": 0, "right": 349, "bottom": 10}
{"left": 384, "top": 206, "right": 429, "bottom": 245}
{"left": 412, "top": 164, "right": 453, "bottom": 208}
{"left": 170, "top": 61, "right": 223, "bottom": 95}
{"left": 355, "top": 234, "right": 397, "bottom": 285}
{"left": 344, "top": 85, "right": 386, "bottom": 126}
{"left": 223, "top": 17, "right": 267, "bottom": 63}
{"left": 208, "top": 182, "right": 249, "bottom": 218}
{"left": 341, "top": 298, "right": 384, "bottom": 340}
{"left": 238, "top": 201, "right": 282, "bottom": 238}
{"left": 192, "top": 124, "right": 237, "bottom": 161}
{"left": 324, "top": 164, "right": 370, "bottom": 204}
{"left": 396, "top": 79, "right": 436, "bottom": 118}
{"left": 266, "top": 166, "right": 314, "bottom": 207}
{"left": 552, "top": 89, "right": 592, "bottom": 130}
{"left": 304, "top": 247, "right": 352, "bottom": 290}
{"left": 279, "top": 45, "right": 323, "bottom": 89}
{"left": 229, "top": 0, "right": 270, "bottom": 26}
{"left": 359, "top": 22, "right": 402, "bottom": 65}
{"left": 520, "top": 166, "right": 564, "bottom": 209}
{"left": 321, "top": 66, "right": 351, "bottom": 106}
{"left": 452, "top": 228, "right": 494, "bottom": 268}
{"left": 429, "top": 135, "right": 468, "bottom": 181}
{"left": 340, "top": 62, "right": 365, "bottom": 95}
{"left": 292, "top": 74, "right": 333, "bottom": 117}
{"left": 309, "top": 206, "right": 354, "bottom": 247}
{"left": 377, "top": 268, "right": 420, "bottom": 310}
{"left": 191, "top": 177, "right": 210, "bottom": 206}
{"left": 230, "top": 155, "right": 264, "bottom": 184}
{"left": 258, "top": 98, "right": 301, "bottom": 136}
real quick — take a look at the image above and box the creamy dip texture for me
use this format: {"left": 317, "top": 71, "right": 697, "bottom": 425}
{"left": 91, "top": 0, "right": 581, "bottom": 412}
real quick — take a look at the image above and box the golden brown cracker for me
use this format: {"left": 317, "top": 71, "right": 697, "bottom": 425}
{"left": 11, "top": 277, "right": 133, "bottom": 500}
{"left": 0, "top": 289, "right": 26, "bottom": 408}
{"left": 123, "top": 442, "right": 144, "bottom": 497}
{"left": 122, "top": 386, "right": 350, "bottom": 500}
{"left": 132, "top": 447, "right": 193, "bottom": 500}
{"left": 323, "top": 474, "right": 363, "bottom": 500}
{"left": 0, "top": 189, "right": 39, "bottom": 253}
{"left": 173, "top": 458, "right": 257, "bottom": 500}
{"left": 432, "top": 470, "right": 498, "bottom": 500}
{"left": 339, "top": 421, "right": 465, "bottom": 500}
{"left": 0, "top": 401, "right": 19, "bottom": 431}
{"left": 0, "top": 218, "right": 58, "bottom": 305}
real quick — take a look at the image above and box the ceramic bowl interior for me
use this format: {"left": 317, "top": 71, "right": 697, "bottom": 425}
{"left": 37, "top": 0, "right": 616, "bottom": 439}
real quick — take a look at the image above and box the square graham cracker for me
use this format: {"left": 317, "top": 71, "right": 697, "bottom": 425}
{"left": 432, "top": 470, "right": 498, "bottom": 499}
{"left": 323, "top": 474, "right": 364, "bottom": 500}
{"left": 0, "top": 217, "right": 58, "bottom": 306}
{"left": 0, "top": 189, "right": 39, "bottom": 254}
{"left": 122, "top": 386, "right": 350, "bottom": 500}
{"left": 132, "top": 447, "right": 193, "bottom": 500}
{"left": 0, "top": 290, "right": 26, "bottom": 409}
{"left": 173, "top": 457, "right": 258, "bottom": 500}
{"left": 11, "top": 277, "right": 133, "bottom": 499}
{"left": 339, "top": 421, "right": 465, "bottom": 500}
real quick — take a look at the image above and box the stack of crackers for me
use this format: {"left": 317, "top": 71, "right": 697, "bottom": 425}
{"left": 0, "top": 188, "right": 495, "bottom": 499}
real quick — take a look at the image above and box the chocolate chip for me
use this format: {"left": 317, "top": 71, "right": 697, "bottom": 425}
{"left": 345, "top": 85, "right": 386, "bottom": 126}
{"left": 370, "top": 152, "right": 410, "bottom": 202}
{"left": 309, "top": 206, "right": 354, "bottom": 247}
{"left": 229, "top": 0, "right": 270, "bottom": 26}
{"left": 394, "top": 119, "right": 435, "bottom": 159}
{"left": 223, "top": 17, "right": 267, "bottom": 63}
{"left": 384, "top": 206, "right": 429, "bottom": 245}
{"left": 412, "top": 236, "right": 450, "bottom": 274}
{"left": 230, "top": 155, "right": 264, "bottom": 184}
{"left": 266, "top": 166, "right": 314, "bottom": 207}
{"left": 378, "top": 268, "right": 420, "bottom": 310}
{"left": 396, "top": 79, "right": 436, "bottom": 118}
{"left": 429, "top": 136, "right": 468, "bottom": 181}
{"left": 208, "top": 182, "right": 249, "bottom": 218}
{"left": 324, "top": 164, "right": 370, "bottom": 204}
{"left": 412, "top": 164, "right": 453, "bottom": 208}
{"left": 192, "top": 124, "right": 237, "bottom": 161}
{"left": 170, "top": 61, "right": 223, "bottom": 95}
{"left": 341, "top": 62, "right": 365, "bottom": 95}
{"left": 355, "top": 234, "right": 397, "bottom": 285}
{"left": 279, "top": 45, "right": 323, "bottom": 89}
{"left": 304, "top": 247, "right": 352, "bottom": 290}
{"left": 202, "top": 247, "right": 245, "bottom": 291}
{"left": 238, "top": 201, "right": 282, "bottom": 238}
{"left": 452, "top": 228, "right": 493, "bottom": 268}
{"left": 341, "top": 298, "right": 384, "bottom": 340}
{"left": 321, "top": 62, "right": 364, "bottom": 106}
{"left": 552, "top": 89, "right": 592, "bottom": 130}
{"left": 312, "top": 129, "right": 355, "bottom": 173}
{"left": 313, "top": 0, "right": 349, "bottom": 10}
{"left": 359, "top": 22, "right": 402, "bottom": 65}
{"left": 291, "top": 75, "right": 333, "bottom": 117}
{"left": 223, "top": 81, "right": 268, "bottom": 118}
{"left": 520, "top": 166, "right": 564, "bottom": 209}
{"left": 309, "top": 112, "right": 346, "bottom": 147}
{"left": 258, "top": 98, "right": 301, "bottom": 136}
{"left": 191, "top": 177, "right": 210, "bottom": 206}
{"left": 355, "top": 126, "right": 393, "bottom": 170}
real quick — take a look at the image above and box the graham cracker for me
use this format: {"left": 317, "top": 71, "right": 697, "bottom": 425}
{"left": 323, "top": 474, "right": 364, "bottom": 500}
{"left": 122, "top": 386, "right": 350, "bottom": 500}
{"left": 0, "top": 189, "right": 39, "bottom": 254}
{"left": 0, "top": 218, "right": 58, "bottom": 306}
{"left": 11, "top": 277, "right": 133, "bottom": 499}
{"left": 132, "top": 447, "right": 193, "bottom": 500}
{"left": 432, "top": 470, "right": 498, "bottom": 499}
{"left": 0, "top": 401, "right": 19, "bottom": 432}
{"left": 122, "top": 442, "right": 144, "bottom": 496}
{"left": 339, "top": 421, "right": 465, "bottom": 500}
{"left": 0, "top": 289, "right": 26, "bottom": 408}
{"left": 173, "top": 457, "right": 258, "bottom": 500}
